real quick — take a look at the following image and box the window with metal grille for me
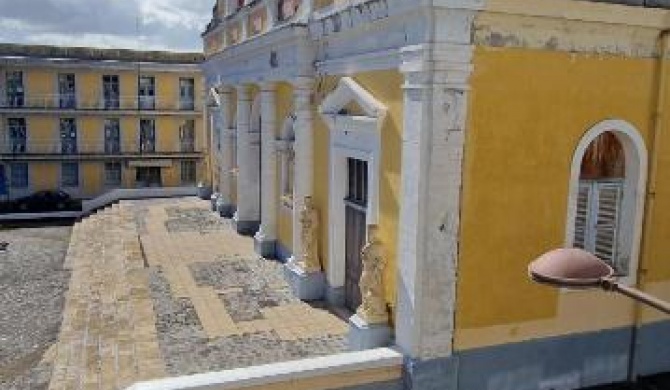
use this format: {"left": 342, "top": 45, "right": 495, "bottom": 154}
{"left": 179, "top": 120, "right": 195, "bottom": 152}
{"left": 138, "top": 76, "right": 155, "bottom": 110}
{"left": 60, "top": 118, "right": 77, "bottom": 154}
{"left": 103, "top": 75, "right": 120, "bottom": 109}
{"left": 7, "top": 118, "right": 27, "bottom": 153}
{"left": 181, "top": 160, "right": 197, "bottom": 184}
{"left": 573, "top": 132, "right": 626, "bottom": 274}
{"left": 10, "top": 163, "right": 28, "bottom": 188}
{"left": 179, "top": 78, "right": 195, "bottom": 110}
{"left": 104, "top": 119, "right": 121, "bottom": 153}
{"left": 104, "top": 162, "right": 122, "bottom": 186}
{"left": 58, "top": 73, "right": 76, "bottom": 109}
{"left": 139, "top": 119, "right": 156, "bottom": 153}
{"left": 6, "top": 71, "right": 24, "bottom": 107}
{"left": 61, "top": 162, "right": 79, "bottom": 187}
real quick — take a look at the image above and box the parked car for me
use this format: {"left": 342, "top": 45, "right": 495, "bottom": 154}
{"left": 13, "top": 190, "right": 79, "bottom": 212}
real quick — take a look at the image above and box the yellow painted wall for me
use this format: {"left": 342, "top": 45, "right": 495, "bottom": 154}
{"left": 312, "top": 70, "right": 403, "bottom": 311}
{"left": 81, "top": 162, "right": 103, "bottom": 196}
{"left": 77, "top": 71, "right": 101, "bottom": 108}
{"left": 276, "top": 82, "right": 294, "bottom": 253}
{"left": 119, "top": 71, "right": 138, "bottom": 108}
{"left": 353, "top": 71, "right": 403, "bottom": 313}
{"left": 23, "top": 69, "right": 53, "bottom": 98}
{"left": 29, "top": 163, "right": 58, "bottom": 190}
{"left": 79, "top": 117, "right": 103, "bottom": 147}
{"left": 313, "top": 79, "right": 332, "bottom": 274}
{"left": 26, "top": 117, "right": 55, "bottom": 143}
{"left": 453, "top": 45, "right": 670, "bottom": 350}
{"left": 162, "top": 162, "right": 179, "bottom": 187}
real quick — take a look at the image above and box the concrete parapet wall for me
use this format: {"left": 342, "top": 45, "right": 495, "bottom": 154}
{"left": 125, "top": 348, "right": 403, "bottom": 390}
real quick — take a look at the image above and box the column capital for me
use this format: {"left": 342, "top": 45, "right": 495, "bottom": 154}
{"left": 215, "top": 85, "right": 234, "bottom": 95}
{"left": 260, "top": 81, "right": 277, "bottom": 93}
{"left": 400, "top": 43, "right": 474, "bottom": 90}
{"left": 236, "top": 84, "right": 252, "bottom": 99}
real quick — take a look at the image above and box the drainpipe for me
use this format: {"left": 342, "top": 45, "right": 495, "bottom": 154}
{"left": 628, "top": 28, "right": 670, "bottom": 382}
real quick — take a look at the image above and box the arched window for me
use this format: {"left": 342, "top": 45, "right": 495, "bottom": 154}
{"left": 566, "top": 120, "right": 647, "bottom": 281}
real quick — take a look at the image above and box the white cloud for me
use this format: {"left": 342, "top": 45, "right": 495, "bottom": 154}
{"left": 0, "top": 0, "right": 211, "bottom": 52}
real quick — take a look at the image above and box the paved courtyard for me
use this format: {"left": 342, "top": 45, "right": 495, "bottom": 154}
{"left": 47, "top": 197, "right": 349, "bottom": 390}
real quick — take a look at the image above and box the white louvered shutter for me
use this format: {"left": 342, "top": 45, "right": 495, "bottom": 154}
{"left": 574, "top": 182, "right": 592, "bottom": 249}
{"left": 593, "top": 181, "right": 623, "bottom": 272}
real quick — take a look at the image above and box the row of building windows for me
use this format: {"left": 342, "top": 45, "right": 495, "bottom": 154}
{"left": 3, "top": 71, "right": 196, "bottom": 110}
{"left": 5, "top": 161, "right": 197, "bottom": 188}
{"left": 4, "top": 118, "right": 196, "bottom": 154}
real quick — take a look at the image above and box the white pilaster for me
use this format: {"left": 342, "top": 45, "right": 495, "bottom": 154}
{"left": 255, "top": 82, "right": 279, "bottom": 256}
{"left": 218, "top": 86, "right": 236, "bottom": 214}
{"left": 234, "top": 84, "right": 259, "bottom": 234}
{"left": 394, "top": 5, "right": 480, "bottom": 360}
{"left": 290, "top": 77, "right": 315, "bottom": 266}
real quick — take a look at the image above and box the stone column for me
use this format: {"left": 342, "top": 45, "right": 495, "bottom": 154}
{"left": 290, "top": 77, "right": 314, "bottom": 267}
{"left": 255, "top": 82, "right": 279, "bottom": 257}
{"left": 217, "top": 86, "right": 236, "bottom": 217}
{"left": 394, "top": 6, "right": 480, "bottom": 384}
{"left": 233, "top": 84, "right": 259, "bottom": 234}
{"left": 284, "top": 77, "right": 326, "bottom": 300}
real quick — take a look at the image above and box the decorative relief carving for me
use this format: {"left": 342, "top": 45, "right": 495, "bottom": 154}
{"left": 356, "top": 225, "right": 388, "bottom": 325}
{"left": 315, "top": 0, "right": 390, "bottom": 38}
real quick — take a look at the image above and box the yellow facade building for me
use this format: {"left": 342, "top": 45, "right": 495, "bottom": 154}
{"left": 202, "top": 0, "right": 670, "bottom": 389}
{"left": 0, "top": 44, "right": 205, "bottom": 201}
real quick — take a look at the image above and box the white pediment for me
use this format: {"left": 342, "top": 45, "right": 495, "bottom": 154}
{"left": 319, "top": 77, "right": 387, "bottom": 132}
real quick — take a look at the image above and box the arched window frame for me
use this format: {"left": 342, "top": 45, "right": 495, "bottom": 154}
{"left": 565, "top": 119, "right": 648, "bottom": 285}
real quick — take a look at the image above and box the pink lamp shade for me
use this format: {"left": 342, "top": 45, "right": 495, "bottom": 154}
{"left": 528, "top": 248, "right": 614, "bottom": 288}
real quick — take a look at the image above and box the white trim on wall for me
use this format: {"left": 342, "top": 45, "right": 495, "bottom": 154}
{"left": 564, "top": 119, "right": 648, "bottom": 286}
{"left": 319, "top": 77, "right": 387, "bottom": 290}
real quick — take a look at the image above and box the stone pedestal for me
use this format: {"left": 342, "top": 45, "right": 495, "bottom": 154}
{"left": 348, "top": 313, "right": 391, "bottom": 351}
{"left": 284, "top": 260, "right": 325, "bottom": 301}
{"left": 254, "top": 234, "right": 277, "bottom": 259}
{"left": 233, "top": 214, "right": 259, "bottom": 236}
{"left": 325, "top": 284, "right": 345, "bottom": 307}
{"left": 216, "top": 197, "right": 235, "bottom": 218}
{"left": 197, "top": 183, "right": 212, "bottom": 200}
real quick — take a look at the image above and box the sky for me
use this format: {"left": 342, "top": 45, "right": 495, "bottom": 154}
{"left": 0, "top": 0, "right": 213, "bottom": 53}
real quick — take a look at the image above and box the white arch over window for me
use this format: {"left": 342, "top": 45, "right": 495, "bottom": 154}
{"left": 565, "top": 119, "right": 648, "bottom": 285}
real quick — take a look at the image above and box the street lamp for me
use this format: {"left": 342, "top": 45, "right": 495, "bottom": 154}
{"left": 529, "top": 248, "right": 670, "bottom": 315}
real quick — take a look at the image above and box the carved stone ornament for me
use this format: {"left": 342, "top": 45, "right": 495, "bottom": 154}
{"left": 298, "top": 196, "right": 322, "bottom": 272}
{"left": 356, "top": 225, "right": 388, "bottom": 325}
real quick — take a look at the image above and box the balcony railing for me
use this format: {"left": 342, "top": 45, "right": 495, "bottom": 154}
{"left": 0, "top": 94, "right": 201, "bottom": 112}
{"left": 0, "top": 141, "right": 203, "bottom": 155}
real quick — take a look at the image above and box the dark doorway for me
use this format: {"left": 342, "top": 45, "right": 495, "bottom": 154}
{"left": 135, "top": 167, "right": 162, "bottom": 187}
{"left": 344, "top": 158, "right": 368, "bottom": 312}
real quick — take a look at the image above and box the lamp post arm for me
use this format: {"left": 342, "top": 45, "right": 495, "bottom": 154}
{"left": 601, "top": 278, "right": 670, "bottom": 315}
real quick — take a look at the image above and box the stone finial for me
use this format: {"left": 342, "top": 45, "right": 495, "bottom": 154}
{"left": 356, "top": 225, "right": 388, "bottom": 325}
{"left": 297, "top": 196, "right": 321, "bottom": 273}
